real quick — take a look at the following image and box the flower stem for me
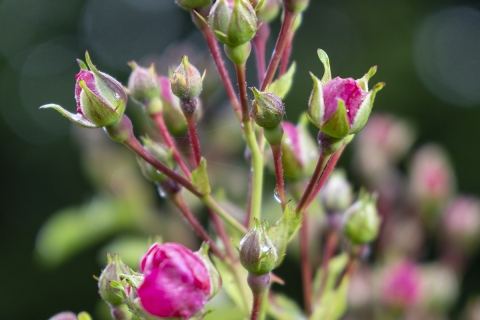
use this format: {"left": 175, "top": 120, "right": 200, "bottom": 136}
{"left": 250, "top": 292, "right": 266, "bottom": 320}
{"left": 234, "top": 62, "right": 264, "bottom": 228}
{"left": 185, "top": 114, "right": 202, "bottom": 166}
{"left": 247, "top": 273, "right": 270, "bottom": 320}
{"left": 124, "top": 134, "right": 202, "bottom": 198}
{"left": 316, "top": 230, "right": 339, "bottom": 299}
{"left": 151, "top": 112, "right": 191, "bottom": 177}
{"left": 170, "top": 193, "right": 225, "bottom": 259}
{"left": 192, "top": 10, "right": 242, "bottom": 122}
{"left": 253, "top": 23, "right": 270, "bottom": 85}
{"left": 260, "top": 9, "right": 297, "bottom": 90}
{"left": 271, "top": 142, "right": 287, "bottom": 210}
{"left": 279, "top": 33, "right": 294, "bottom": 76}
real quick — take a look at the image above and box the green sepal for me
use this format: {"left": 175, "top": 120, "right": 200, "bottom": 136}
{"left": 317, "top": 49, "right": 332, "bottom": 85}
{"left": 85, "top": 51, "right": 101, "bottom": 76}
{"left": 356, "top": 66, "right": 377, "bottom": 91}
{"left": 195, "top": 242, "right": 222, "bottom": 298}
{"left": 321, "top": 99, "right": 350, "bottom": 139}
{"left": 77, "top": 59, "right": 88, "bottom": 70}
{"left": 192, "top": 157, "right": 211, "bottom": 195}
{"left": 267, "top": 62, "right": 296, "bottom": 99}
{"left": 267, "top": 204, "right": 302, "bottom": 267}
{"left": 307, "top": 72, "right": 324, "bottom": 129}
{"left": 77, "top": 312, "right": 93, "bottom": 320}
{"left": 228, "top": 0, "right": 257, "bottom": 46}
{"left": 39, "top": 104, "right": 99, "bottom": 128}
{"left": 79, "top": 80, "right": 120, "bottom": 127}
{"left": 349, "top": 82, "right": 385, "bottom": 134}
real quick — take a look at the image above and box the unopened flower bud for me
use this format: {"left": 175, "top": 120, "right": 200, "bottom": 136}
{"left": 343, "top": 190, "right": 380, "bottom": 244}
{"left": 257, "top": 0, "right": 280, "bottom": 22}
{"left": 239, "top": 220, "right": 278, "bottom": 275}
{"left": 209, "top": 0, "right": 257, "bottom": 47}
{"left": 127, "top": 62, "right": 160, "bottom": 106}
{"left": 175, "top": 0, "right": 212, "bottom": 10}
{"left": 443, "top": 195, "right": 480, "bottom": 251}
{"left": 49, "top": 312, "right": 77, "bottom": 320}
{"left": 137, "top": 138, "right": 179, "bottom": 195}
{"left": 98, "top": 253, "right": 131, "bottom": 306}
{"left": 251, "top": 87, "right": 285, "bottom": 129}
{"left": 308, "top": 50, "right": 384, "bottom": 139}
{"left": 321, "top": 169, "right": 353, "bottom": 213}
{"left": 380, "top": 260, "right": 421, "bottom": 310}
{"left": 40, "top": 51, "right": 127, "bottom": 128}
{"left": 283, "top": 0, "right": 309, "bottom": 13}
{"left": 409, "top": 144, "right": 454, "bottom": 210}
{"left": 138, "top": 243, "right": 219, "bottom": 319}
{"left": 171, "top": 56, "right": 203, "bottom": 101}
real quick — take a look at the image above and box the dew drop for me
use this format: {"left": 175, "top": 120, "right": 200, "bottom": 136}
{"left": 273, "top": 186, "right": 281, "bottom": 203}
{"left": 155, "top": 182, "right": 166, "bottom": 198}
{"left": 114, "top": 93, "right": 120, "bottom": 100}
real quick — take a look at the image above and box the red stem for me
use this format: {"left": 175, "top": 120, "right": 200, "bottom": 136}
{"left": 253, "top": 23, "right": 270, "bottom": 85}
{"left": 260, "top": 10, "right": 297, "bottom": 90}
{"left": 271, "top": 143, "right": 287, "bottom": 210}
{"left": 300, "top": 211, "right": 312, "bottom": 315}
{"left": 316, "top": 230, "right": 339, "bottom": 299}
{"left": 234, "top": 62, "right": 250, "bottom": 124}
{"left": 295, "top": 152, "right": 329, "bottom": 214}
{"left": 250, "top": 292, "right": 265, "bottom": 320}
{"left": 304, "top": 145, "right": 346, "bottom": 209}
{"left": 193, "top": 11, "right": 242, "bottom": 122}
{"left": 279, "top": 34, "right": 294, "bottom": 76}
{"left": 151, "top": 112, "right": 191, "bottom": 178}
{"left": 124, "top": 136, "right": 202, "bottom": 198}
{"left": 185, "top": 114, "right": 202, "bottom": 166}
{"left": 171, "top": 193, "right": 225, "bottom": 259}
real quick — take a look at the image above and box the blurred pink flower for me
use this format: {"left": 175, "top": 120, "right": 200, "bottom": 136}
{"left": 381, "top": 260, "right": 421, "bottom": 309}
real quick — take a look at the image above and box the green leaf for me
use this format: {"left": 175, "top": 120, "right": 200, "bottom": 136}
{"left": 310, "top": 276, "right": 349, "bottom": 320}
{"left": 267, "top": 204, "right": 302, "bottom": 266}
{"left": 320, "top": 99, "right": 350, "bottom": 139}
{"left": 312, "top": 253, "right": 348, "bottom": 296}
{"left": 267, "top": 62, "right": 296, "bottom": 99}
{"left": 268, "top": 293, "right": 306, "bottom": 320}
{"left": 192, "top": 157, "right": 211, "bottom": 195}
{"left": 212, "top": 257, "right": 252, "bottom": 315}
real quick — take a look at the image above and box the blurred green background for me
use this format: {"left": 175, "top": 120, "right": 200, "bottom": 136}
{"left": 1, "top": 0, "right": 480, "bottom": 318}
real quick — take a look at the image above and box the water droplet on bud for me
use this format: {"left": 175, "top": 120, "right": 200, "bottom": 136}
{"left": 155, "top": 183, "right": 166, "bottom": 198}
{"left": 273, "top": 186, "right": 281, "bottom": 203}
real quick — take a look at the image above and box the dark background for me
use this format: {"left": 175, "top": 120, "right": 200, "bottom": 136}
{"left": 1, "top": 0, "right": 480, "bottom": 318}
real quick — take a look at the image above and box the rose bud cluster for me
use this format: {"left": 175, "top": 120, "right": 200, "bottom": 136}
{"left": 308, "top": 49, "right": 384, "bottom": 141}
{"left": 40, "top": 51, "right": 127, "bottom": 129}
{"left": 137, "top": 242, "right": 221, "bottom": 319}
{"left": 250, "top": 87, "right": 285, "bottom": 145}
{"left": 343, "top": 190, "right": 380, "bottom": 245}
{"left": 171, "top": 56, "right": 203, "bottom": 115}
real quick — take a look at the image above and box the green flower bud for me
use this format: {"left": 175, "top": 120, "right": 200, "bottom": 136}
{"left": 344, "top": 190, "right": 380, "bottom": 244}
{"left": 98, "top": 253, "right": 131, "bottom": 306}
{"left": 239, "top": 220, "right": 278, "bottom": 275}
{"left": 209, "top": 0, "right": 257, "bottom": 47}
{"left": 171, "top": 56, "right": 203, "bottom": 100}
{"left": 175, "top": 0, "right": 212, "bottom": 10}
{"left": 127, "top": 62, "right": 160, "bottom": 105}
{"left": 137, "top": 137, "right": 176, "bottom": 183}
{"left": 321, "top": 169, "right": 353, "bottom": 212}
{"left": 283, "top": 0, "right": 309, "bottom": 14}
{"left": 250, "top": 87, "right": 285, "bottom": 129}
{"left": 257, "top": 0, "right": 280, "bottom": 22}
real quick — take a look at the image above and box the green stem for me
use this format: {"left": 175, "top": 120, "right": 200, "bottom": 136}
{"left": 203, "top": 194, "right": 247, "bottom": 234}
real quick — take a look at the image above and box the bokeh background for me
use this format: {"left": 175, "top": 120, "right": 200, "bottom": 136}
{"left": 1, "top": 0, "right": 480, "bottom": 318}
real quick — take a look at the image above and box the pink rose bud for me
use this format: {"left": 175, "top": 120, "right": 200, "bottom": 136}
{"left": 138, "top": 242, "right": 220, "bottom": 319}
{"left": 409, "top": 144, "right": 455, "bottom": 211}
{"left": 40, "top": 51, "right": 127, "bottom": 128}
{"left": 127, "top": 62, "right": 160, "bottom": 106}
{"left": 308, "top": 49, "right": 384, "bottom": 139}
{"left": 380, "top": 260, "right": 421, "bottom": 310}
{"left": 48, "top": 312, "right": 77, "bottom": 320}
{"left": 443, "top": 195, "right": 480, "bottom": 251}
